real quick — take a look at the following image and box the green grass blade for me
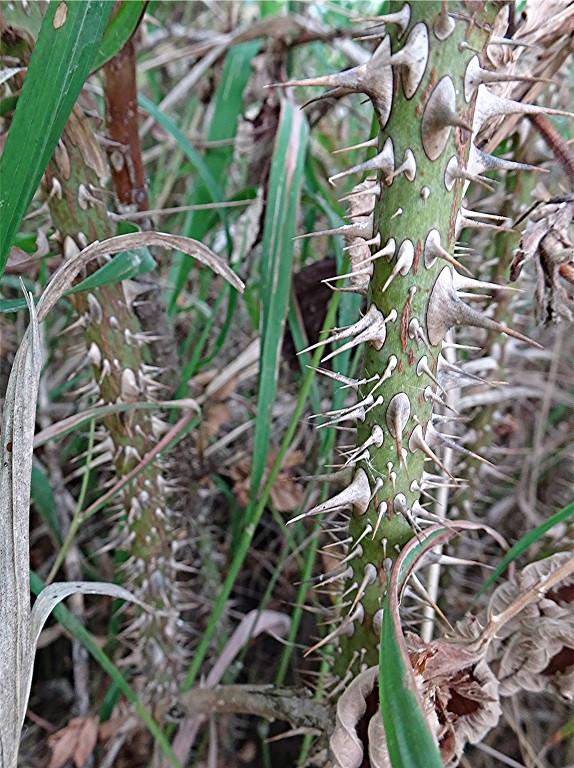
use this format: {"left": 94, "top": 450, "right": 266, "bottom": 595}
{"left": 477, "top": 501, "right": 574, "bottom": 597}
{"left": 167, "top": 40, "right": 261, "bottom": 311}
{"left": 91, "top": 0, "right": 147, "bottom": 71}
{"left": 0, "top": 247, "right": 156, "bottom": 313}
{"left": 248, "top": 100, "right": 308, "bottom": 508}
{"left": 181, "top": 264, "right": 343, "bottom": 697}
{"left": 379, "top": 593, "right": 443, "bottom": 768}
{"left": 29, "top": 571, "right": 182, "bottom": 768}
{"left": 0, "top": 1, "right": 114, "bottom": 273}
{"left": 138, "top": 94, "right": 226, "bottom": 211}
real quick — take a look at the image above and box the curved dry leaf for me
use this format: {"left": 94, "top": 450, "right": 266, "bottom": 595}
{"left": 0, "top": 292, "right": 149, "bottom": 768}
{"left": 36, "top": 231, "right": 244, "bottom": 323}
{"left": 404, "top": 633, "right": 500, "bottom": 768}
{"left": 0, "top": 291, "right": 41, "bottom": 766}
{"left": 328, "top": 666, "right": 378, "bottom": 768}
{"left": 488, "top": 551, "right": 574, "bottom": 640}
{"left": 488, "top": 552, "right": 574, "bottom": 700}
{"left": 497, "top": 623, "right": 574, "bottom": 699}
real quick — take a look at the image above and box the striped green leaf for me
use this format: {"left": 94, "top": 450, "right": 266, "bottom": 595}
{"left": 0, "top": 1, "right": 113, "bottom": 274}
{"left": 249, "top": 100, "right": 308, "bottom": 509}
{"left": 379, "top": 593, "right": 443, "bottom": 768}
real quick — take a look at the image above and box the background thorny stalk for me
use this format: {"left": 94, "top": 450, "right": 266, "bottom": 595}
{"left": 0, "top": 2, "right": 573, "bottom": 768}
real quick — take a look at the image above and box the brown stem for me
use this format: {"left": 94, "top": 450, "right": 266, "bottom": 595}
{"left": 529, "top": 113, "right": 574, "bottom": 189}
{"left": 101, "top": 35, "right": 149, "bottom": 211}
{"left": 173, "top": 685, "right": 331, "bottom": 732}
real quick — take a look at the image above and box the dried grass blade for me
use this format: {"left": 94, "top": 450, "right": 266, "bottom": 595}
{"left": 0, "top": 290, "right": 41, "bottom": 765}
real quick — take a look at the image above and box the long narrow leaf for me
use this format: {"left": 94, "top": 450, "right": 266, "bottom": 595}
{"left": 91, "top": 0, "right": 148, "bottom": 72}
{"left": 248, "top": 101, "right": 308, "bottom": 507}
{"left": 0, "top": 291, "right": 41, "bottom": 765}
{"left": 477, "top": 501, "right": 574, "bottom": 597}
{"left": 0, "top": 1, "right": 114, "bottom": 273}
{"left": 0, "top": 246, "right": 157, "bottom": 314}
{"left": 379, "top": 593, "right": 443, "bottom": 768}
{"left": 28, "top": 573, "right": 182, "bottom": 768}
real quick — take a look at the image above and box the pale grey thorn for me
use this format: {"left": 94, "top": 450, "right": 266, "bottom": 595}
{"left": 368, "top": 476, "right": 385, "bottom": 507}
{"left": 274, "top": 36, "right": 394, "bottom": 129}
{"left": 329, "top": 137, "right": 394, "bottom": 185}
{"left": 322, "top": 266, "right": 372, "bottom": 288}
{"left": 339, "top": 181, "right": 381, "bottom": 202}
{"left": 444, "top": 155, "right": 495, "bottom": 192}
{"left": 467, "top": 145, "right": 546, "bottom": 177}
{"left": 423, "top": 385, "right": 459, "bottom": 415}
{"left": 416, "top": 354, "right": 446, "bottom": 395}
{"left": 315, "top": 565, "right": 353, "bottom": 587}
{"left": 333, "top": 137, "right": 378, "bottom": 154}
{"left": 382, "top": 239, "right": 415, "bottom": 291}
{"left": 408, "top": 423, "right": 456, "bottom": 479}
{"left": 426, "top": 266, "right": 542, "bottom": 347}
{"left": 294, "top": 214, "right": 373, "bottom": 241}
{"left": 433, "top": 5, "right": 455, "bottom": 40}
{"left": 87, "top": 293, "right": 103, "bottom": 325}
{"left": 473, "top": 86, "right": 574, "bottom": 134}
{"left": 348, "top": 563, "right": 377, "bottom": 614}
{"left": 425, "top": 421, "right": 494, "bottom": 467}
{"left": 423, "top": 228, "right": 472, "bottom": 275}
{"left": 386, "top": 148, "right": 417, "bottom": 184}
{"left": 463, "top": 55, "right": 550, "bottom": 102}
{"left": 304, "top": 603, "right": 364, "bottom": 657}
{"left": 315, "top": 395, "right": 382, "bottom": 429}
{"left": 459, "top": 207, "right": 508, "bottom": 222}
{"left": 343, "top": 232, "right": 380, "bottom": 251}
{"left": 308, "top": 365, "right": 369, "bottom": 389}
{"left": 339, "top": 543, "right": 365, "bottom": 566}
{"left": 321, "top": 306, "right": 397, "bottom": 361}
{"left": 393, "top": 493, "right": 408, "bottom": 516}
{"left": 370, "top": 236, "right": 397, "bottom": 262}
{"left": 455, "top": 211, "right": 513, "bottom": 237}
{"left": 288, "top": 468, "right": 371, "bottom": 524}
{"left": 451, "top": 271, "right": 521, "bottom": 295}
{"left": 354, "top": 4, "right": 411, "bottom": 38}
{"left": 343, "top": 425, "right": 385, "bottom": 467}
{"left": 299, "top": 304, "right": 387, "bottom": 355}
{"left": 420, "top": 185, "right": 430, "bottom": 204}
{"left": 87, "top": 341, "right": 102, "bottom": 368}
{"left": 421, "top": 76, "right": 471, "bottom": 161}
{"left": 386, "top": 392, "right": 411, "bottom": 465}
{"left": 372, "top": 501, "right": 389, "bottom": 539}
{"left": 372, "top": 608, "right": 384, "bottom": 635}
{"left": 367, "top": 355, "right": 398, "bottom": 399}
{"left": 389, "top": 22, "right": 429, "bottom": 99}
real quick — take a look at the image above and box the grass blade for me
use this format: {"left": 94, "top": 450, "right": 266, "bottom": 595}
{"left": 91, "top": 0, "right": 147, "bottom": 72}
{"left": 0, "top": 1, "right": 113, "bottom": 273}
{"left": 0, "top": 290, "right": 41, "bottom": 765}
{"left": 379, "top": 593, "right": 443, "bottom": 768}
{"left": 477, "top": 501, "right": 574, "bottom": 597}
{"left": 248, "top": 100, "right": 308, "bottom": 505}
{"left": 166, "top": 40, "right": 260, "bottom": 310}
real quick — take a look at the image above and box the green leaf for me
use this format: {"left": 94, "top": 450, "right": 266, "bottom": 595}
{"left": 477, "top": 501, "right": 574, "bottom": 597}
{"left": 164, "top": 39, "right": 260, "bottom": 312}
{"left": 379, "top": 593, "right": 443, "bottom": 768}
{"left": 248, "top": 100, "right": 308, "bottom": 509}
{"left": 91, "top": 0, "right": 148, "bottom": 72}
{"left": 0, "top": 1, "right": 114, "bottom": 275}
{"left": 31, "top": 464, "right": 62, "bottom": 544}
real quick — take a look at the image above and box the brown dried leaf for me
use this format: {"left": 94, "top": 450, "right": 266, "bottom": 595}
{"left": 488, "top": 552, "right": 574, "bottom": 699}
{"left": 48, "top": 716, "right": 99, "bottom": 768}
